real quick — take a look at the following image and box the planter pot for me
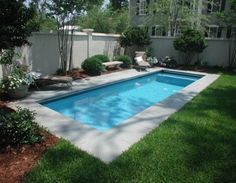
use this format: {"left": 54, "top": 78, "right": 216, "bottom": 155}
{"left": 8, "top": 85, "right": 29, "bottom": 99}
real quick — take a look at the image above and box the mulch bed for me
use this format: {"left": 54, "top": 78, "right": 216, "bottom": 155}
{"left": 0, "top": 130, "right": 58, "bottom": 183}
{"left": 0, "top": 103, "right": 59, "bottom": 183}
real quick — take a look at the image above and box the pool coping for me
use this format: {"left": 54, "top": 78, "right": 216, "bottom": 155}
{"left": 12, "top": 68, "right": 220, "bottom": 163}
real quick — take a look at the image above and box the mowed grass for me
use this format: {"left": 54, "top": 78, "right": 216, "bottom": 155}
{"left": 24, "top": 73, "right": 236, "bottom": 183}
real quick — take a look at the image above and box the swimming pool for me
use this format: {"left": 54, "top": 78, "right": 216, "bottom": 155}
{"left": 41, "top": 71, "right": 202, "bottom": 132}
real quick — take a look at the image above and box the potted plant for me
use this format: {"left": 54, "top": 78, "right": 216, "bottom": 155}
{"left": 0, "top": 65, "right": 35, "bottom": 99}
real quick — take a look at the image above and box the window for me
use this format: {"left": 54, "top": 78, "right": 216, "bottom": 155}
{"left": 207, "top": 0, "right": 223, "bottom": 13}
{"left": 205, "top": 25, "right": 221, "bottom": 38}
{"left": 137, "top": 0, "right": 147, "bottom": 16}
{"left": 151, "top": 25, "right": 166, "bottom": 36}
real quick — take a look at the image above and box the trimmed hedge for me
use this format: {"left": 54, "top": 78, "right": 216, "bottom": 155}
{"left": 91, "top": 54, "right": 109, "bottom": 63}
{"left": 81, "top": 57, "right": 103, "bottom": 76}
{"left": 114, "top": 55, "right": 132, "bottom": 68}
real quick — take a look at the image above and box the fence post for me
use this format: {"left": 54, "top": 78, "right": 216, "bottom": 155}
{"left": 83, "top": 29, "right": 94, "bottom": 58}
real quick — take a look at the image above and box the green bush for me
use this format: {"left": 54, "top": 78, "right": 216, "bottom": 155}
{"left": 119, "top": 27, "right": 151, "bottom": 47}
{"left": 81, "top": 57, "right": 104, "bottom": 76}
{"left": 114, "top": 55, "right": 132, "bottom": 68}
{"left": 174, "top": 29, "right": 207, "bottom": 64}
{"left": 0, "top": 107, "right": 42, "bottom": 148}
{"left": 91, "top": 54, "right": 110, "bottom": 63}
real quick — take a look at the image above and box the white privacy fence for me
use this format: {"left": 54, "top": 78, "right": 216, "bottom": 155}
{"left": 0, "top": 33, "right": 233, "bottom": 78}
{"left": 16, "top": 32, "right": 122, "bottom": 75}
{"left": 151, "top": 36, "right": 232, "bottom": 67}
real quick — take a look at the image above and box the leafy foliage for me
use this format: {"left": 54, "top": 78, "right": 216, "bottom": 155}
{"left": 0, "top": 0, "right": 39, "bottom": 50}
{"left": 174, "top": 29, "right": 207, "bottom": 64}
{"left": 110, "top": 0, "right": 128, "bottom": 10}
{"left": 214, "top": 0, "right": 236, "bottom": 68}
{"left": 81, "top": 57, "right": 103, "bottom": 76}
{"left": 78, "top": 7, "right": 128, "bottom": 34}
{"left": 148, "top": 0, "right": 200, "bottom": 36}
{"left": 120, "top": 27, "right": 151, "bottom": 47}
{"left": 0, "top": 65, "right": 35, "bottom": 91}
{"left": 91, "top": 55, "right": 110, "bottom": 63}
{"left": 0, "top": 107, "right": 42, "bottom": 148}
{"left": 114, "top": 55, "right": 132, "bottom": 68}
{"left": 0, "top": 49, "right": 15, "bottom": 65}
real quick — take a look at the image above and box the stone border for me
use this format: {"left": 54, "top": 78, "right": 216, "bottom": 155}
{"left": 14, "top": 68, "right": 219, "bottom": 163}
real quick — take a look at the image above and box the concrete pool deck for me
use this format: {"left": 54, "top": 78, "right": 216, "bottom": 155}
{"left": 12, "top": 68, "right": 220, "bottom": 163}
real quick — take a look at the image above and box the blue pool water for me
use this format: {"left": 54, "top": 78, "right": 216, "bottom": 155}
{"left": 41, "top": 71, "right": 201, "bottom": 131}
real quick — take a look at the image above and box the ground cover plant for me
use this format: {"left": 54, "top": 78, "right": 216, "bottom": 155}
{"left": 23, "top": 72, "right": 236, "bottom": 183}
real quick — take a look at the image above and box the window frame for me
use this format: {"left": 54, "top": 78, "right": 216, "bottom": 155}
{"left": 151, "top": 25, "right": 166, "bottom": 36}
{"left": 138, "top": 0, "right": 148, "bottom": 16}
{"left": 207, "top": 0, "right": 223, "bottom": 13}
{"left": 205, "top": 25, "right": 220, "bottom": 38}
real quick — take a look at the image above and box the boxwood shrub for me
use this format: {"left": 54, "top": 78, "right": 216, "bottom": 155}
{"left": 0, "top": 107, "right": 42, "bottom": 148}
{"left": 91, "top": 54, "right": 109, "bottom": 63}
{"left": 82, "top": 57, "right": 104, "bottom": 76}
{"left": 114, "top": 55, "right": 132, "bottom": 68}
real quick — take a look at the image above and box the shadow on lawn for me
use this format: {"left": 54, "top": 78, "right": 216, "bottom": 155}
{"left": 178, "top": 85, "right": 236, "bottom": 183}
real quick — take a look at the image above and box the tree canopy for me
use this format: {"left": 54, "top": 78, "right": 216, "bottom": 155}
{"left": 148, "top": 0, "right": 205, "bottom": 36}
{"left": 0, "top": 0, "right": 39, "bottom": 50}
{"left": 77, "top": 6, "right": 128, "bottom": 33}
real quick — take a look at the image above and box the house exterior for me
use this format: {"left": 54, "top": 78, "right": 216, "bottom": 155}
{"left": 129, "top": 0, "right": 236, "bottom": 38}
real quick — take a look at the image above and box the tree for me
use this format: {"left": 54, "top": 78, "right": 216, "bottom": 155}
{"left": 0, "top": 0, "right": 39, "bottom": 51}
{"left": 43, "top": 0, "right": 80, "bottom": 73}
{"left": 43, "top": 0, "right": 103, "bottom": 73}
{"left": 174, "top": 29, "right": 207, "bottom": 65}
{"left": 215, "top": 0, "right": 236, "bottom": 68}
{"left": 120, "top": 26, "right": 151, "bottom": 57}
{"left": 0, "top": 0, "right": 39, "bottom": 78}
{"left": 148, "top": 0, "right": 205, "bottom": 36}
{"left": 77, "top": 6, "right": 128, "bottom": 34}
{"left": 78, "top": 6, "right": 115, "bottom": 33}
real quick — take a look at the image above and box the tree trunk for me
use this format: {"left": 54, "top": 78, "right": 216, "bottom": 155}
{"left": 69, "top": 30, "right": 74, "bottom": 72}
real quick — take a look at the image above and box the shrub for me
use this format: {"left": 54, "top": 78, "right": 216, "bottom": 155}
{"left": 81, "top": 57, "right": 103, "bottom": 76}
{"left": 114, "top": 55, "right": 132, "bottom": 68}
{"left": 91, "top": 54, "right": 110, "bottom": 63}
{"left": 174, "top": 29, "right": 207, "bottom": 65}
{"left": 120, "top": 27, "right": 151, "bottom": 47}
{"left": 0, "top": 107, "right": 42, "bottom": 148}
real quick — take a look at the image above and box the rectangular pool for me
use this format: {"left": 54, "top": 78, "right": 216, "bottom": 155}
{"left": 41, "top": 71, "right": 202, "bottom": 132}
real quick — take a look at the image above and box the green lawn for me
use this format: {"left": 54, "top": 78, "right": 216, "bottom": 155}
{"left": 24, "top": 72, "right": 236, "bottom": 183}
